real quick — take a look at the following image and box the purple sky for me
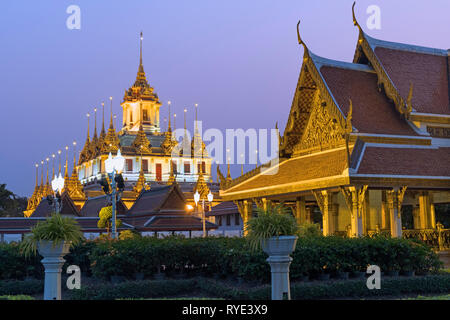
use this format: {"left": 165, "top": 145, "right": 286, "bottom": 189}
{"left": 1, "top": 0, "right": 449, "bottom": 197}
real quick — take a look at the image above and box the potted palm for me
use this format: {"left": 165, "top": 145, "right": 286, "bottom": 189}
{"left": 20, "top": 214, "right": 84, "bottom": 300}
{"left": 246, "top": 203, "right": 298, "bottom": 300}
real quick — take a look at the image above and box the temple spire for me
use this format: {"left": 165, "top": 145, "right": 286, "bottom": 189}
{"left": 51, "top": 154, "right": 55, "bottom": 180}
{"left": 109, "top": 97, "right": 114, "bottom": 130}
{"left": 58, "top": 150, "right": 62, "bottom": 174}
{"left": 64, "top": 146, "right": 69, "bottom": 179}
{"left": 139, "top": 31, "right": 143, "bottom": 71}
{"left": 167, "top": 101, "right": 172, "bottom": 132}
{"left": 101, "top": 102, "right": 106, "bottom": 135}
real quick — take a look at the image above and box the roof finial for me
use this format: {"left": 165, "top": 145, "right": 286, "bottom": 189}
{"left": 352, "top": 2, "right": 362, "bottom": 32}
{"left": 167, "top": 101, "right": 172, "bottom": 131}
{"left": 406, "top": 82, "right": 413, "bottom": 116}
{"left": 101, "top": 101, "right": 105, "bottom": 134}
{"left": 109, "top": 97, "right": 114, "bottom": 129}
{"left": 140, "top": 31, "right": 143, "bottom": 67}
{"left": 296, "top": 20, "right": 308, "bottom": 51}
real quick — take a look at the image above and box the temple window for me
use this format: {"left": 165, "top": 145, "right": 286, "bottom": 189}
{"left": 126, "top": 159, "right": 133, "bottom": 172}
{"left": 172, "top": 161, "right": 177, "bottom": 174}
{"left": 184, "top": 162, "right": 190, "bottom": 174}
{"left": 143, "top": 109, "right": 148, "bottom": 121}
{"left": 142, "top": 159, "right": 148, "bottom": 172}
{"left": 235, "top": 213, "right": 240, "bottom": 225}
{"left": 226, "top": 215, "right": 231, "bottom": 226}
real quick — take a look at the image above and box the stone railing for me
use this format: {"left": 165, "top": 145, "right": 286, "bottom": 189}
{"left": 403, "top": 223, "right": 450, "bottom": 251}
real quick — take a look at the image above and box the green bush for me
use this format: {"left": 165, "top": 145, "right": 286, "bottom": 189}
{"left": 0, "top": 295, "right": 35, "bottom": 300}
{"left": 0, "top": 235, "right": 443, "bottom": 283}
{"left": 70, "top": 279, "right": 197, "bottom": 300}
{"left": 0, "top": 279, "right": 43, "bottom": 295}
{"left": 70, "top": 275, "right": 450, "bottom": 300}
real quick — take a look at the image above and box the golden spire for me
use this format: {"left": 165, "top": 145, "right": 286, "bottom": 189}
{"left": 45, "top": 157, "right": 52, "bottom": 197}
{"left": 167, "top": 159, "right": 176, "bottom": 185}
{"left": 68, "top": 141, "right": 86, "bottom": 201}
{"left": 191, "top": 103, "right": 207, "bottom": 158}
{"left": 226, "top": 149, "right": 232, "bottom": 183}
{"left": 58, "top": 150, "right": 62, "bottom": 174}
{"left": 99, "top": 102, "right": 107, "bottom": 147}
{"left": 25, "top": 163, "right": 41, "bottom": 213}
{"left": 90, "top": 107, "right": 100, "bottom": 158}
{"left": 167, "top": 101, "right": 172, "bottom": 132}
{"left": 134, "top": 146, "right": 147, "bottom": 194}
{"left": 79, "top": 113, "right": 91, "bottom": 165}
{"left": 63, "top": 145, "right": 70, "bottom": 193}
{"left": 51, "top": 154, "right": 56, "bottom": 179}
{"left": 132, "top": 125, "right": 152, "bottom": 153}
{"left": 72, "top": 141, "right": 77, "bottom": 175}
{"left": 161, "top": 101, "right": 177, "bottom": 155}
{"left": 133, "top": 31, "right": 149, "bottom": 88}
{"left": 193, "top": 164, "right": 210, "bottom": 199}
{"left": 103, "top": 97, "right": 120, "bottom": 153}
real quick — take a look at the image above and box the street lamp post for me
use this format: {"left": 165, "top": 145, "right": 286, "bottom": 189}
{"left": 194, "top": 190, "right": 214, "bottom": 238}
{"left": 50, "top": 172, "right": 64, "bottom": 213}
{"left": 105, "top": 150, "right": 125, "bottom": 239}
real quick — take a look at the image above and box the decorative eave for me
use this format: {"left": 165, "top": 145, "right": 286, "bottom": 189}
{"left": 351, "top": 2, "right": 412, "bottom": 119}
{"left": 279, "top": 20, "right": 349, "bottom": 158}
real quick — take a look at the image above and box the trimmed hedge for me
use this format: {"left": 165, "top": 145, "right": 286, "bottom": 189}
{"left": 0, "top": 279, "right": 43, "bottom": 296}
{"left": 70, "top": 279, "right": 197, "bottom": 300}
{"left": 70, "top": 275, "right": 450, "bottom": 300}
{"left": 0, "top": 236, "right": 442, "bottom": 282}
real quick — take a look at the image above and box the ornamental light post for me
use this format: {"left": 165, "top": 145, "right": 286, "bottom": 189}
{"left": 194, "top": 190, "right": 214, "bottom": 238}
{"left": 50, "top": 168, "right": 64, "bottom": 214}
{"left": 105, "top": 150, "right": 125, "bottom": 239}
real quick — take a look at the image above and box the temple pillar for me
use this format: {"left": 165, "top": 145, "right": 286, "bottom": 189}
{"left": 236, "top": 200, "right": 252, "bottom": 236}
{"left": 294, "top": 197, "right": 306, "bottom": 226}
{"left": 305, "top": 206, "right": 312, "bottom": 223}
{"left": 332, "top": 204, "right": 339, "bottom": 233}
{"left": 312, "top": 191, "right": 336, "bottom": 236}
{"left": 386, "top": 187, "right": 407, "bottom": 238}
{"left": 419, "top": 191, "right": 434, "bottom": 229}
{"left": 340, "top": 186, "right": 368, "bottom": 237}
{"left": 412, "top": 206, "right": 420, "bottom": 229}
{"left": 381, "top": 190, "right": 390, "bottom": 230}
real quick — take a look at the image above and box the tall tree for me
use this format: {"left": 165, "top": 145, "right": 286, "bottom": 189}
{"left": 0, "top": 184, "right": 27, "bottom": 217}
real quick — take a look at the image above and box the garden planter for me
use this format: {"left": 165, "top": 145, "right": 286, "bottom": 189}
{"left": 37, "top": 240, "right": 71, "bottom": 300}
{"left": 261, "top": 235, "right": 298, "bottom": 300}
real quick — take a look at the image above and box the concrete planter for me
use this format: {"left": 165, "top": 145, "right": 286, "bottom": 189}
{"left": 261, "top": 236, "right": 298, "bottom": 257}
{"left": 261, "top": 236, "right": 298, "bottom": 300}
{"left": 37, "top": 240, "right": 71, "bottom": 300}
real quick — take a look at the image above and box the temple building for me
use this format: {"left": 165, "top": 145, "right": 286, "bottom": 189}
{"left": 219, "top": 5, "right": 450, "bottom": 245}
{"left": 12, "top": 33, "right": 218, "bottom": 236}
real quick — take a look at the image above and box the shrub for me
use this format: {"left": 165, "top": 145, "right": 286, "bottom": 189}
{"left": 20, "top": 213, "right": 84, "bottom": 257}
{"left": 246, "top": 204, "right": 298, "bottom": 251}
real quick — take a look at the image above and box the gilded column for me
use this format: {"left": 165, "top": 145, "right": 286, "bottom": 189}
{"left": 419, "top": 191, "right": 433, "bottom": 229}
{"left": 295, "top": 196, "right": 306, "bottom": 225}
{"left": 381, "top": 190, "right": 390, "bottom": 230}
{"left": 386, "top": 187, "right": 407, "bottom": 238}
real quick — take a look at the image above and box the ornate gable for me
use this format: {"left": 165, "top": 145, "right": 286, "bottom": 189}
{"left": 293, "top": 90, "right": 347, "bottom": 156}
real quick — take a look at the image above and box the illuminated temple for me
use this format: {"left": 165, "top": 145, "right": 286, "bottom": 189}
{"left": 219, "top": 7, "right": 450, "bottom": 243}
{"left": 15, "top": 33, "right": 218, "bottom": 235}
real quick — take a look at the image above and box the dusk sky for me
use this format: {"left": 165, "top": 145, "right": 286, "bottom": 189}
{"left": 1, "top": 0, "right": 449, "bottom": 197}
